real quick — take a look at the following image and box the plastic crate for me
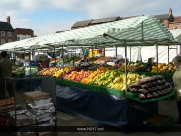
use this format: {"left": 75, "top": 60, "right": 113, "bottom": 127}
{"left": 146, "top": 114, "right": 174, "bottom": 133}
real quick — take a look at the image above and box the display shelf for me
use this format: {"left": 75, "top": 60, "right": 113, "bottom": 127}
{"left": 56, "top": 79, "right": 124, "bottom": 96}
{"left": 128, "top": 90, "right": 175, "bottom": 103}
{"left": 55, "top": 78, "right": 175, "bottom": 102}
{"left": 12, "top": 72, "right": 25, "bottom": 76}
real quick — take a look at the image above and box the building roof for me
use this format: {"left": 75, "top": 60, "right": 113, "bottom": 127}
{"left": 121, "top": 15, "right": 143, "bottom": 20}
{"left": 90, "top": 16, "right": 120, "bottom": 24}
{"left": 153, "top": 14, "right": 170, "bottom": 20}
{"left": 0, "top": 21, "right": 14, "bottom": 31}
{"left": 72, "top": 19, "right": 93, "bottom": 28}
{"left": 173, "top": 16, "right": 181, "bottom": 21}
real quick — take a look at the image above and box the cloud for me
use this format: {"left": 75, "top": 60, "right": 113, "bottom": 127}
{"left": 0, "top": 0, "right": 181, "bottom": 36}
{"left": 31, "top": 19, "right": 77, "bottom": 36}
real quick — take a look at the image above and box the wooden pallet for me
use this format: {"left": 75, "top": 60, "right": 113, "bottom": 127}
{"left": 0, "top": 98, "right": 14, "bottom": 113}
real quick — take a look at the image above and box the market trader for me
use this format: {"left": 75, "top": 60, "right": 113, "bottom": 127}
{"left": 0, "top": 51, "right": 14, "bottom": 100}
{"left": 15, "top": 56, "right": 24, "bottom": 66}
{"left": 172, "top": 55, "right": 181, "bottom": 124}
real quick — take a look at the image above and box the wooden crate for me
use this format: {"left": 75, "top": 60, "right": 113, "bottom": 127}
{"left": 0, "top": 98, "right": 14, "bottom": 113}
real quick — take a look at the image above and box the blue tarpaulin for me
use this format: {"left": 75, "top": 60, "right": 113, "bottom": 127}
{"left": 56, "top": 84, "right": 158, "bottom": 126}
{"left": 15, "top": 79, "right": 158, "bottom": 127}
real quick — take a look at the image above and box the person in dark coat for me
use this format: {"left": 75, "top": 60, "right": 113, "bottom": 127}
{"left": 0, "top": 51, "right": 14, "bottom": 100}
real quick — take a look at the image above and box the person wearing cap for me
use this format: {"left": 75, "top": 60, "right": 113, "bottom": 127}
{"left": 0, "top": 51, "right": 14, "bottom": 100}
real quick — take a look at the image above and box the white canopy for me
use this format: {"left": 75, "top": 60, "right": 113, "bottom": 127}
{"left": 0, "top": 15, "right": 177, "bottom": 51}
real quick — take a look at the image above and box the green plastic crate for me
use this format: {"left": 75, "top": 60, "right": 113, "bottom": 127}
{"left": 146, "top": 114, "right": 174, "bottom": 133}
{"left": 126, "top": 92, "right": 139, "bottom": 99}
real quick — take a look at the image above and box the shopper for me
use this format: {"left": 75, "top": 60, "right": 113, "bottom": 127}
{"left": 0, "top": 51, "right": 14, "bottom": 100}
{"left": 172, "top": 55, "right": 181, "bottom": 124}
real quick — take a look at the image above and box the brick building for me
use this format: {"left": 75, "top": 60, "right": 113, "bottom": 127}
{"left": 0, "top": 16, "right": 35, "bottom": 46}
{"left": 0, "top": 16, "right": 14, "bottom": 45}
{"left": 169, "top": 16, "right": 181, "bottom": 30}
{"left": 71, "top": 16, "right": 120, "bottom": 30}
{"left": 14, "top": 28, "right": 34, "bottom": 41}
{"left": 71, "top": 8, "right": 180, "bottom": 31}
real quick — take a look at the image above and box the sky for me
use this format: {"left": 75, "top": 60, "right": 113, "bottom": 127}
{"left": 0, "top": 0, "right": 181, "bottom": 36}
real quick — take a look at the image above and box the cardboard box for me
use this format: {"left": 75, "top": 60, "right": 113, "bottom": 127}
{"left": 23, "top": 91, "right": 50, "bottom": 102}
{"left": 7, "top": 112, "right": 36, "bottom": 126}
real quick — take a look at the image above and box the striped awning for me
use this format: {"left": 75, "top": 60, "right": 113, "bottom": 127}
{"left": 170, "top": 29, "right": 181, "bottom": 43}
{"left": 0, "top": 15, "right": 177, "bottom": 51}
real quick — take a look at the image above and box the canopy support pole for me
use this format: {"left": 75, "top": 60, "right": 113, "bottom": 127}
{"left": 124, "top": 40, "right": 128, "bottom": 97}
{"left": 130, "top": 46, "right": 131, "bottom": 63}
{"left": 62, "top": 46, "right": 64, "bottom": 76}
{"left": 156, "top": 43, "right": 158, "bottom": 74}
{"left": 141, "top": 21, "right": 144, "bottom": 41}
{"left": 92, "top": 47, "right": 94, "bottom": 58}
{"left": 168, "top": 46, "right": 169, "bottom": 64}
{"left": 115, "top": 46, "right": 117, "bottom": 57}
{"left": 54, "top": 48, "right": 56, "bottom": 64}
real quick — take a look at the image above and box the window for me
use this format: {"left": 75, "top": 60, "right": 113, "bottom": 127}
{"left": 7, "top": 31, "right": 11, "bottom": 36}
{"left": 1, "top": 39, "right": 5, "bottom": 45}
{"left": 1, "top": 31, "right": 5, "bottom": 36}
{"left": 8, "top": 39, "right": 12, "bottom": 42}
{"left": 173, "top": 25, "right": 179, "bottom": 29}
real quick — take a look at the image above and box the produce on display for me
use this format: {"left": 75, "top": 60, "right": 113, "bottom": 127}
{"left": 151, "top": 62, "right": 176, "bottom": 73}
{"left": 94, "top": 56, "right": 115, "bottom": 64}
{"left": 53, "top": 66, "right": 73, "bottom": 78}
{"left": 90, "top": 70, "right": 122, "bottom": 87}
{"left": 81, "top": 67, "right": 108, "bottom": 84}
{"left": 128, "top": 75, "right": 172, "bottom": 99}
{"left": 36, "top": 67, "right": 59, "bottom": 76}
{"left": 49, "top": 58, "right": 61, "bottom": 64}
{"left": 64, "top": 70, "right": 92, "bottom": 82}
{"left": 107, "top": 72, "right": 146, "bottom": 90}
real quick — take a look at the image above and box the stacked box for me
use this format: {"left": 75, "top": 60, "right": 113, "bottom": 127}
{"left": 23, "top": 91, "right": 50, "bottom": 103}
{"left": 24, "top": 91, "right": 56, "bottom": 135}
{"left": 6, "top": 91, "right": 56, "bottom": 136}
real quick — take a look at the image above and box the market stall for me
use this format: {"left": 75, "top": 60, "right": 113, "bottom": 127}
{"left": 0, "top": 15, "right": 179, "bottom": 128}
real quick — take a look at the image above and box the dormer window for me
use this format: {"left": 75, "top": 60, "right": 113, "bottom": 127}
{"left": 173, "top": 25, "right": 179, "bottom": 29}
{"left": 1, "top": 31, "right": 5, "bottom": 36}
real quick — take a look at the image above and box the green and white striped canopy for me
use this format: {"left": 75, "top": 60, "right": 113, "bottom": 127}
{"left": 0, "top": 15, "right": 177, "bottom": 51}
{"left": 170, "top": 29, "right": 181, "bottom": 43}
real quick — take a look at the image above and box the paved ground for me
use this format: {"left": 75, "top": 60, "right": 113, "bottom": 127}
{"left": 1, "top": 91, "right": 181, "bottom": 136}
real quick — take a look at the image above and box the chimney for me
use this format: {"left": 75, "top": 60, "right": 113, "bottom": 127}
{"left": 7, "top": 16, "right": 10, "bottom": 24}
{"left": 169, "top": 8, "right": 172, "bottom": 15}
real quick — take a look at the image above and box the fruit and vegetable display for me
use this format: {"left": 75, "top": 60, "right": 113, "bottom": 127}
{"left": 12, "top": 66, "right": 25, "bottom": 75}
{"left": 151, "top": 62, "right": 176, "bottom": 73}
{"left": 33, "top": 64, "right": 173, "bottom": 100}
{"left": 118, "top": 62, "right": 176, "bottom": 73}
{"left": 94, "top": 56, "right": 115, "bottom": 64}
{"left": 129, "top": 75, "right": 172, "bottom": 99}
{"left": 36, "top": 67, "right": 60, "bottom": 76}
{"left": 64, "top": 70, "right": 92, "bottom": 82}
{"left": 49, "top": 58, "right": 61, "bottom": 64}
